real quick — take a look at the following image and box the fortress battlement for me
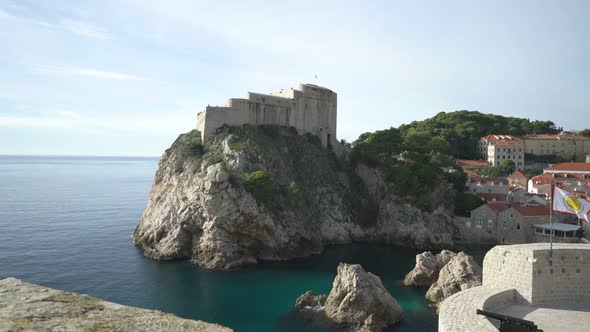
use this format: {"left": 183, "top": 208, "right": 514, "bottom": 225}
{"left": 196, "top": 83, "right": 337, "bottom": 148}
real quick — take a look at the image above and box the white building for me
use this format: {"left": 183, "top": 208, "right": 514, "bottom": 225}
{"left": 478, "top": 135, "right": 525, "bottom": 169}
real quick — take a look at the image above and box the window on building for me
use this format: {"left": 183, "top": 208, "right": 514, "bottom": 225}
{"left": 509, "top": 213, "right": 514, "bottom": 218}
{"left": 488, "top": 220, "right": 493, "bottom": 228}
{"left": 503, "top": 221, "right": 506, "bottom": 229}
{"left": 476, "top": 220, "right": 482, "bottom": 228}
{"left": 516, "top": 223, "right": 521, "bottom": 231}
{"left": 466, "top": 221, "right": 471, "bottom": 228}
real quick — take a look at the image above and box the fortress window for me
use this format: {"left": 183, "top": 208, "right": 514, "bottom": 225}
{"left": 320, "top": 127, "right": 323, "bottom": 132}
{"left": 517, "top": 223, "right": 521, "bottom": 231}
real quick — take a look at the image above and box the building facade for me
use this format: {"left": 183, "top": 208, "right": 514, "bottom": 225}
{"left": 196, "top": 83, "right": 337, "bottom": 148}
{"left": 478, "top": 135, "right": 525, "bottom": 169}
{"left": 522, "top": 133, "right": 590, "bottom": 161}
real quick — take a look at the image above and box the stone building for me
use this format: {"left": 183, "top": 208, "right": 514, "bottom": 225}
{"left": 454, "top": 202, "right": 577, "bottom": 245}
{"left": 196, "top": 83, "right": 338, "bottom": 148}
{"left": 508, "top": 171, "right": 527, "bottom": 189}
{"left": 478, "top": 135, "right": 525, "bottom": 169}
{"left": 522, "top": 132, "right": 590, "bottom": 161}
{"left": 467, "top": 177, "right": 509, "bottom": 203}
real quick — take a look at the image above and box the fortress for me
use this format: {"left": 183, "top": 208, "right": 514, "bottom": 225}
{"left": 196, "top": 83, "right": 337, "bottom": 148}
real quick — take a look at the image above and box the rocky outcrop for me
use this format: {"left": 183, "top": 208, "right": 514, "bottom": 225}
{"left": 0, "top": 277, "right": 231, "bottom": 332}
{"left": 355, "top": 163, "right": 457, "bottom": 250}
{"left": 325, "top": 263, "right": 404, "bottom": 331}
{"left": 133, "top": 128, "right": 366, "bottom": 269}
{"left": 425, "top": 252, "right": 482, "bottom": 308}
{"left": 403, "top": 250, "right": 457, "bottom": 287}
{"left": 294, "top": 291, "right": 327, "bottom": 310}
{"left": 134, "top": 126, "right": 459, "bottom": 270}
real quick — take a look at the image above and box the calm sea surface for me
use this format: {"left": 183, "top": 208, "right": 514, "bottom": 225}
{"left": 0, "top": 155, "right": 484, "bottom": 331}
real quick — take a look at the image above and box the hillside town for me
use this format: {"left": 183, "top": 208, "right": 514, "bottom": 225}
{"left": 455, "top": 132, "right": 590, "bottom": 245}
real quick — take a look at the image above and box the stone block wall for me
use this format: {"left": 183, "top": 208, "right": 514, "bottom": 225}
{"left": 483, "top": 243, "right": 590, "bottom": 305}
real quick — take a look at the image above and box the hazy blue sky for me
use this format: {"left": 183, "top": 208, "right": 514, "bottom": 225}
{"left": 0, "top": 0, "right": 588, "bottom": 156}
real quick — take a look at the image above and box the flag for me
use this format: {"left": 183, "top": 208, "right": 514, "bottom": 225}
{"left": 553, "top": 187, "right": 590, "bottom": 222}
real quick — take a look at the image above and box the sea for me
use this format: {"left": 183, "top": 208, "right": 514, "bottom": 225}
{"left": 0, "top": 155, "right": 484, "bottom": 332}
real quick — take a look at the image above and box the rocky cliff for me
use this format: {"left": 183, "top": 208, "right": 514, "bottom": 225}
{"left": 0, "top": 278, "right": 231, "bottom": 332}
{"left": 134, "top": 126, "right": 458, "bottom": 269}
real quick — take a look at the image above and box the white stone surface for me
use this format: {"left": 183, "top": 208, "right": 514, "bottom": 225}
{"left": 439, "top": 243, "right": 590, "bottom": 332}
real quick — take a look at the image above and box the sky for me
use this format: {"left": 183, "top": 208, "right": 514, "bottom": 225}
{"left": 0, "top": 0, "right": 588, "bottom": 156}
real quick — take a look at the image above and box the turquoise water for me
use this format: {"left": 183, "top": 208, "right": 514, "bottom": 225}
{"left": 0, "top": 155, "right": 481, "bottom": 331}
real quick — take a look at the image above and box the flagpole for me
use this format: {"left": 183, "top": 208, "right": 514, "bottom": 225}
{"left": 550, "top": 180, "right": 554, "bottom": 256}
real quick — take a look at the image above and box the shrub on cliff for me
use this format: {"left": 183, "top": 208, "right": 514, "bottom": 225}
{"left": 244, "top": 171, "right": 274, "bottom": 205}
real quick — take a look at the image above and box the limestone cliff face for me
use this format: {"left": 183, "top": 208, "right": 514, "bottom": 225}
{"left": 133, "top": 127, "right": 365, "bottom": 269}
{"left": 355, "top": 164, "right": 457, "bottom": 250}
{"left": 134, "top": 126, "right": 458, "bottom": 269}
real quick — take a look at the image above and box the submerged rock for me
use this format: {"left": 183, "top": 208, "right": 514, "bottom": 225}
{"left": 324, "top": 263, "right": 404, "bottom": 331}
{"left": 0, "top": 277, "right": 232, "bottom": 332}
{"left": 403, "top": 250, "right": 457, "bottom": 287}
{"left": 425, "top": 252, "right": 482, "bottom": 308}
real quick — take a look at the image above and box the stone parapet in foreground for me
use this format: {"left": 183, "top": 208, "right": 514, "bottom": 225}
{"left": 0, "top": 277, "right": 232, "bottom": 332}
{"left": 439, "top": 243, "right": 590, "bottom": 332}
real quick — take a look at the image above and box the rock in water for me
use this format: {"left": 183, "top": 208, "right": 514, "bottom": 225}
{"left": 324, "top": 263, "right": 404, "bottom": 331}
{"left": 0, "top": 277, "right": 232, "bottom": 332}
{"left": 425, "top": 252, "right": 482, "bottom": 308}
{"left": 403, "top": 250, "right": 457, "bottom": 287}
{"left": 294, "top": 291, "right": 327, "bottom": 309}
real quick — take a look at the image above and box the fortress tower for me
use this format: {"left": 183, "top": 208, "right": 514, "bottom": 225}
{"left": 196, "top": 83, "right": 337, "bottom": 148}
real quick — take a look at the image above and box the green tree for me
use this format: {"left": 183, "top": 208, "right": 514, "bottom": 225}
{"left": 430, "top": 136, "right": 452, "bottom": 154}
{"left": 482, "top": 160, "right": 515, "bottom": 177}
{"left": 454, "top": 193, "right": 485, "bottom": 217}
{"left": 578, "top": 129, "right": 590, "bottom": 138}
{"left": 498, "top": 160, "right": 516, "bottom": 175}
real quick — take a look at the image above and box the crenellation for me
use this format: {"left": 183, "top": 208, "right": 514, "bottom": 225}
{"left": 196, "top": 83, "right": 338, "bottom": 149}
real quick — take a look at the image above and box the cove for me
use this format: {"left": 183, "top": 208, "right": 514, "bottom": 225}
{"left": 0, "top": 156, "right": 486, "bottom": 332}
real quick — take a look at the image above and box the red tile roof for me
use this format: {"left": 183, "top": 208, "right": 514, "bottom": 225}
{"left": 457, "top": 159, "right": 489, "bottom": 168}
{"left": 512, "top": 204, "right": 550, "bottom": 217}
{"left": 486, "top": 202, "right": 511, "bottom": 213}
{"left": 495, "top": 140, "right": 524, "bottom": 147}
{"left": 464, "top": 170, "right": 482, "bottom": 181}
{"left": 531, "top": 173, "right": 554, "bottom": 185}
{"left": 509, "top": 171, "right": 527, "bottom": 179}
{"left": 481, "top": 135, "right": 522, "bottom": 142}
{"left": 545, "top": 163, "right": 590, "bottom": 172}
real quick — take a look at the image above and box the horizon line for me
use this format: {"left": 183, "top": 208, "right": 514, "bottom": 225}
{"left": 0, "top": 153, "right": 161, "bottom": 158}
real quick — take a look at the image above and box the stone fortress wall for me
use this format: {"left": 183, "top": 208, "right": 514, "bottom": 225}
{"left": 439, "top": 243, "right": 590, "bottom": 332}
{"left": 196, "top": 83, "right": 338, "bottom": 149}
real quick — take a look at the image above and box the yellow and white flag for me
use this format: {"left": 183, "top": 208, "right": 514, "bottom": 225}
{"left": 553, "top": 187, "right": 590, "bottom": 222}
